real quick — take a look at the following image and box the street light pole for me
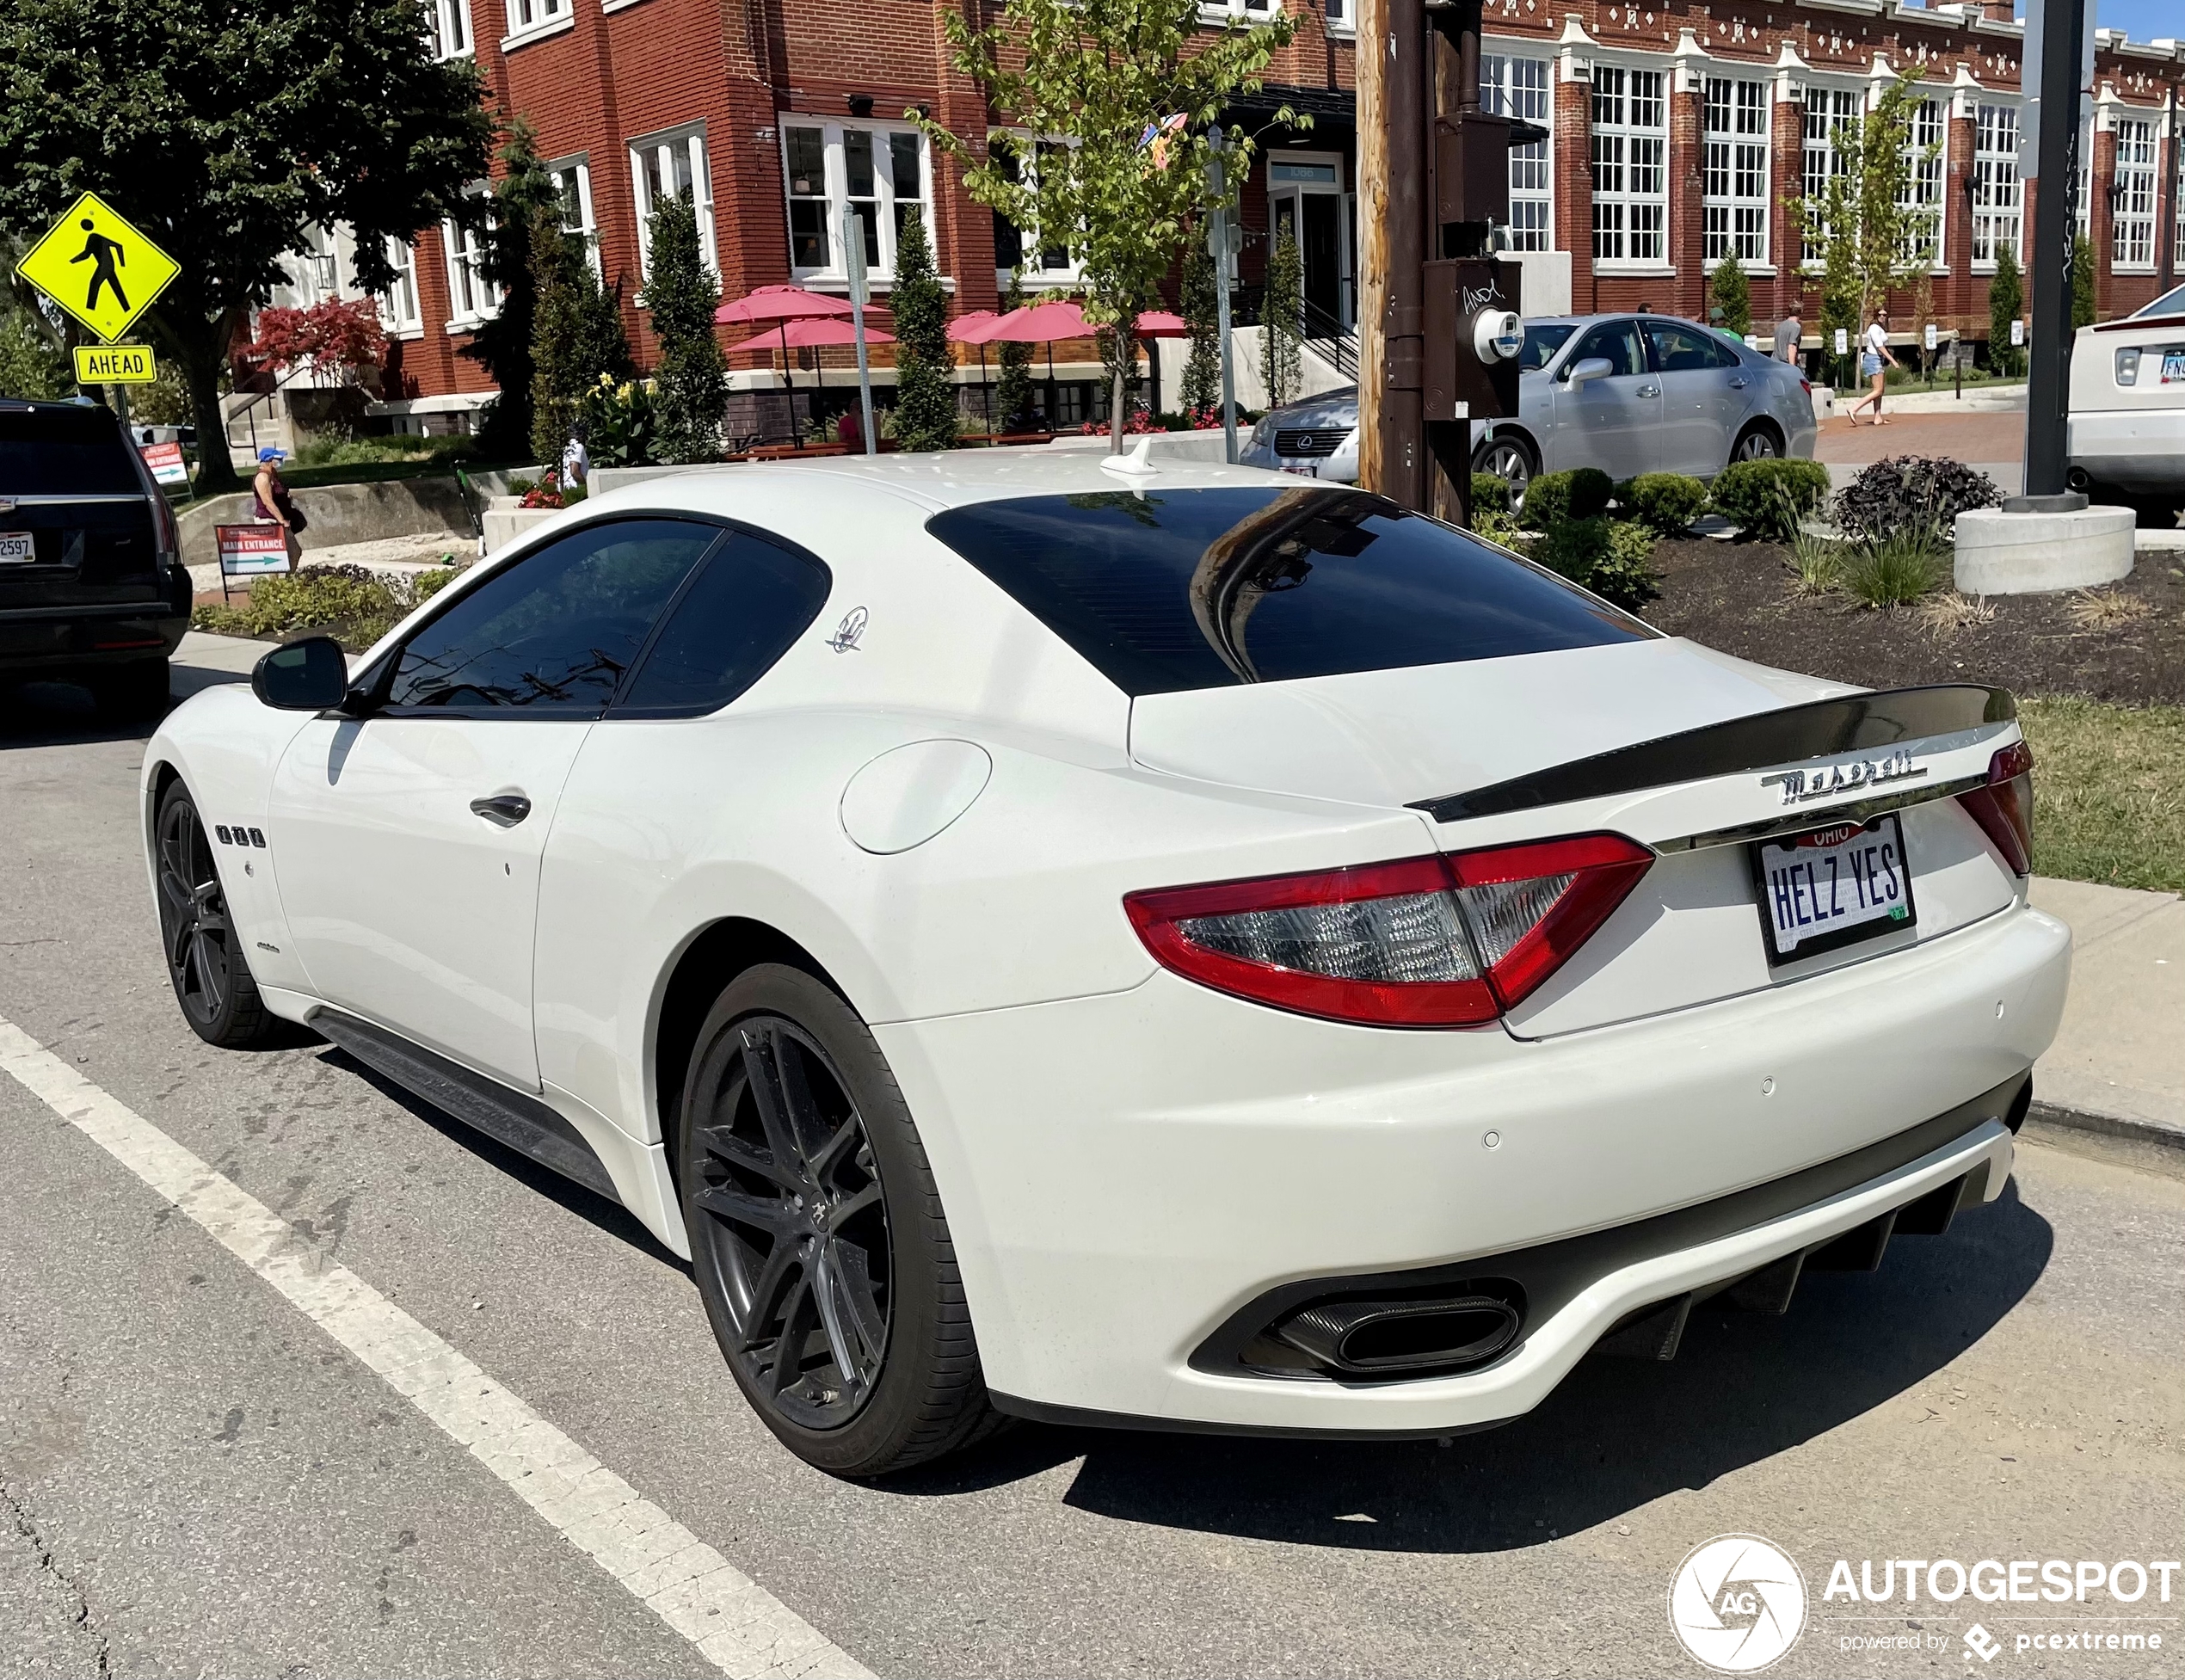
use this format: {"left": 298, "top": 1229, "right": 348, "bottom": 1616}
{"left": 2022, "top": 0, "right": 2088, "bottom": 501}
{"left": 844, "top": 211, "right": 879, "bottom": 456}
{"left": 1208, "top": 132, "right": 1239, "bottom": 465}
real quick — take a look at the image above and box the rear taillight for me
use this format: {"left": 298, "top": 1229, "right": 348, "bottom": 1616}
{"left": 1123, "top": 834, "right": 1653, "bottom": 1028}
{"left": 1958, "top": 739, "right": 2034, "bottom": 876}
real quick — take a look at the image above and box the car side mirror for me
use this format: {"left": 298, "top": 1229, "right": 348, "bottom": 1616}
{"left": 1563, "top": 357, "right": 1615, "bottom": 386}
{"left": 252, "top": 636, "right": 349, "bottom": 711}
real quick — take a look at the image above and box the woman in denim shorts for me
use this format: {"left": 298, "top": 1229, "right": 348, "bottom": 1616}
{"left": 1848, "top": 307, "right": 1900, "bottom": 427}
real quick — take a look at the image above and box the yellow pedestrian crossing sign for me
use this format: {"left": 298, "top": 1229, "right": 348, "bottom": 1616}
{"left": 15, "top": 192, "right": 180, "bottom": 344}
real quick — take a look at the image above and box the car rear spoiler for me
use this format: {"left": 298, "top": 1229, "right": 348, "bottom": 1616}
{"left": 1409, "top": 684, "right": 2016, "bottom": 823}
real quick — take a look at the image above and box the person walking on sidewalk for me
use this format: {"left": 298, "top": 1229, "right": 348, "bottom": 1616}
{"left": 1848, "top": 308, "right": 1901, "bottom": 427}
{"left": 1773, "top": 311, "right": 1802, "bottom": 366}
{"left": 251, "top": 447, "right": 305, "bottom": 566}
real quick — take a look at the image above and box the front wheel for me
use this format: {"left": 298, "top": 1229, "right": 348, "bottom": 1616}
{"left": 154, "top": 782, "right": 277, "bottom": 1047}
{"left": 1471, "top": 433, "right": 1537, "bottom": 512}
{"left": 1731, "top": 424, "right": 1782, "bottom": 464}
{"left": 677, "top": 964, "right": 1001, "bottom": 1477}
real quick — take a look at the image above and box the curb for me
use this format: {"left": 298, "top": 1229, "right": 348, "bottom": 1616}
{"left": 2024, "top": 1101, "right": 2185, "bottom": 1155}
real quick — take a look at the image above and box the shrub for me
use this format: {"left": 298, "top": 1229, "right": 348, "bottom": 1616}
{"left": 890, "top": 206, "right": 959, "bottom": 452}
{"left": 1530, "top": 517, "right": 1660, "bottom": 610}
{"left": 1470, "top": 472, "right": 1511, "bottom": 516}
{"left": 1788, "top": 526, "right": 1846, "bottom": 595}
{"left": 1832, "top": 455, "right": 2000, "bottom": 541}
{"left": 645, "top": 189, "right": 729, "bottom": 464}
{"left": 192, "top": 563, "right": 464, "bottom": 649}
{"left": 1709, "top": 458, "right": 1831, "bottom": 541}
{"left": 1710, "top": 254, "right": 1751, "bottom": 338}
{"left": 1988, "top": 246, "right": 2024, "bottom": 378}
{"left": 1521, "top": 466, "right": 1614, "bottom": 530}
{"left": 1623, "top": 472, "right": 1709, "bottom": 538}
{"left": 1839, "top": 522, "right": 1947, "bottom": 608}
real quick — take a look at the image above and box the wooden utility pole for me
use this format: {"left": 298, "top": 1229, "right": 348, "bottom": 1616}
{"left": 1356, "top": 0, "right": 1426, "bottom": 508}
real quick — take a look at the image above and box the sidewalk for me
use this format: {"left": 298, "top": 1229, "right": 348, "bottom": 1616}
{"left": 2030, "top": 877, "right": 2185, "bottom": 1149}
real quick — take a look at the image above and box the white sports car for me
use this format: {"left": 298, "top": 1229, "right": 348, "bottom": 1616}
{"left": 144, "top": 449, "right": 2069, "bottom": 1476}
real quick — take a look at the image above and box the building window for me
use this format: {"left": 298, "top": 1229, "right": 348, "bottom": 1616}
{"left": 1591, "top": 66, "right": 1666, "bottom": 266}
{"left": 425, "top": 0, "right": 471, "bottom": 57}
{"left": 380, "top": 237, "right": 421, "bottom": 333}
{"left": 779, "top": 120, "right": 931, "bottom": 285}
{"left": 547, "top": 155, "right": 600, "bottom": 277}
{"left": 504, "top": 0, "right": 567, "bottom": 36}
{"left": 2114, "top": 116, "right": 2156, "bottom": 269}
{"left": 1482, "top": 54, "right": 1553, "bottom": 253}
{"left": 443, "top": 190, "right": 501, "bottom": 329}
{"left": 630, "top": 125, "right": 717, "bottom": 280}
{"left": 1898, "top": 95, "right": 1945, "bottom": 268}
{"left": 1703, "top": 76, "right": 1769, "bottom": 266}
{"left": 1800, "top": 86, "right": 1861, "bottom": 263}
{"left": 991, "top": 137, "right": 1080, "bottom": 282}
{"left": 1972, "top": 103, "right": 2022, "bottom": 269}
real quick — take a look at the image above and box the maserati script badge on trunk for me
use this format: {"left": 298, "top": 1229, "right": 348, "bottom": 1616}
{"left": 1759, "top": 747, "right": 1928, "bottom": 805}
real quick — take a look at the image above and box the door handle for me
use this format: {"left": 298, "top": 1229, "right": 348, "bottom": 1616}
{"left": 1728, "top": 377, "right": 1750, "bottom": 389}
{"left": 1637, "top": 384, "right": 1660, "bottom": 397}
{"left": 469, "top": 793, "right": 532, "bottom": 828}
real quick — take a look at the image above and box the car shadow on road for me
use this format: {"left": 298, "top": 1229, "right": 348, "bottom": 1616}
{"left": 1, "top": 666, "right": 239, "bottom": 748}
{"left": 899, "top": 1183, "right": 2053, "bottom": 1545}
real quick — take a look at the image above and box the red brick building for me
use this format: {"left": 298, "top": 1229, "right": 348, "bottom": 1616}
{"left": 296, "top": 0, "right": 2185, "bottom": 433}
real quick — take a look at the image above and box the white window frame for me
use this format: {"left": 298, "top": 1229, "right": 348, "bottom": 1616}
{"left": 629, "top": 124, "right": 717, "bottom": 284}
{"left": 1323, "top": 0, "right": 1352, "bottom": 32}
{"left": 988, "top": 133, "right": 1085, "bottom": 287}
{"left": 778, "top": 119, "right": 932, "bottom": 288}
{"left": 502, "top": 0, "right": 571, "bottom": 50}
{"left": 2113, "top": 115, "right": 2156, "bottom": 271}
{"left": 1971, "top": 102, "right": 2022, "bottom": 272}
{"left": 1800, "top": 84, "right": 1862, "bottom": 266}
{"left": 427, "top": 0, "right": 471, "bottom": 58}
{"left": 1482, "top": 52, "right": 1554, "bottom": 255}
{"left": 1703, "top": 75, "right": 1770, "bottom": 268}
{"left": 1591, "top": 64, "right": 1668, "bottom": 270}
{"left": 442, "top": 188, "right": 502, "bottom": 333}
{"left": 379, "top": 237, "right": 422, "bottom": 335}
{"left": 546, "top": 155, "right": 602, "bottom": 280}
{"left": 1899, "top": 95, "right": 1945, "bottom": 272}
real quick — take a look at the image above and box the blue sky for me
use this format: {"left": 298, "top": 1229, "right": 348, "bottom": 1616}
{"left": 2086, "top": 0, "right": 2176, "bottom": 39}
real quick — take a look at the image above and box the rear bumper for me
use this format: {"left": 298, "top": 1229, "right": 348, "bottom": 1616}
{"left": 2069, "top": 410, "right": 2185, "bottom": 492}
{"left": 0, "top": 581, "right": 190, "bottom": 672}
{"left": 879, "top": 899, "right": 2069, "bottom": 1433}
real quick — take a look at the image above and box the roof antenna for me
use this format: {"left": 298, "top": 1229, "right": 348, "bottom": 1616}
{"left": 1099, "top": 434, "right": 1160, "bottom": 478}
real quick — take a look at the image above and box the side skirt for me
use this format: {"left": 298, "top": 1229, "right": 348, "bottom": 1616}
{"left": 312, "top": 1008, "right": 622, "bottom": 1205}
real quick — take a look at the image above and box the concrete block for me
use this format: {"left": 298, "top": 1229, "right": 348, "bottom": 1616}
{"left": 483, "top": 505, "right": 563, "bottom": 556}
{"left": 1953, "top": 504, "right": 2135, "bottom": 594}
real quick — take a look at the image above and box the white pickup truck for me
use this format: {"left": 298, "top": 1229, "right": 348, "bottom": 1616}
{"left": 2070, "top": 280, "right": 2185, "bottom": 514}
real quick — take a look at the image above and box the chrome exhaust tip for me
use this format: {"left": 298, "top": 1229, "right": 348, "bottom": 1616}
{"left": 1274, "top": 1294, "right": 1523, "bottom": 1377}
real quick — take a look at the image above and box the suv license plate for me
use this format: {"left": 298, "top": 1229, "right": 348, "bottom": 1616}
{"left": 0, "top": 532, "right": 33, "bottom": 563}
{"left": 1753, "top": 813, "right": 1916, "bottom": 963}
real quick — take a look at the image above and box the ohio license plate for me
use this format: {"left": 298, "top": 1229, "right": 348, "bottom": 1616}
{"left": 1279, "top": 459, "right": 1319, "bottom": 477}
{"left": 0, "top": 532, "right": 34, "bottom": 563}
{"left": 1753, "top": 814, "right": 1916, "bottom": 963}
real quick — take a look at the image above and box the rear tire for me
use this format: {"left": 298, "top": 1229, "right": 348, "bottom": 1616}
{"left": 153, "top": 782, "right": 278, "bottom": 1048}
{"left": 676, "top": 964, "right": 1002, "bottom": 1478}
{"left": 1731, "top": 423, "right": 1782, "bottom": 465}
{"left": 1471, "top": 433, "right": 1538, "bottom": 513}
{"left": 93, "top": 657, "right": 170, "bottom": 722}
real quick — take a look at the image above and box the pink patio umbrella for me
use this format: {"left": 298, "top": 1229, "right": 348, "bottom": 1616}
{"left": 947, "top": 310, "right": 1004, "bottom": 433}
{"left": 981, "top": 299, "right": 1186, "bottom": 428}
{"left": 1130, "top": 311, "right": 1188, "bottom": 416}
{"left": 717, "top": 286, "right": 866, "bottom": 440}
{"left": 732, "top": 315, "right": 897, "bottom": 447}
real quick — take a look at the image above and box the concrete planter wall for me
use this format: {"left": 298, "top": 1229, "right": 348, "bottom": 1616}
{"left": 1954, "top": 505, "right": 2136, "bottom": 594}
{"left": 175, "top": 469, "right": 541, "bottom": 568}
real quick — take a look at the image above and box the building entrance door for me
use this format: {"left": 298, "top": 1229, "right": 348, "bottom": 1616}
{"left": 1268, "top": 156, "right": 1351, "bottom": 331}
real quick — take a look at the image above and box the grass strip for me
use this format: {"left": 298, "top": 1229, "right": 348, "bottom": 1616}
{"left": 2018, "top": 695, "right": 2185, "bottom": 895}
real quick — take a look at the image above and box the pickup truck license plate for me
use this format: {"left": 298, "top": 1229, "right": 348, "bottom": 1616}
{"left": 0, "top": 532, "right": 34, "bottom": 563}
{"left": 1754, "top": 815, "right": 1915, "bottom": 963}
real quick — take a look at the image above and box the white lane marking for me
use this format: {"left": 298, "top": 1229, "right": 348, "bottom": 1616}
{"left": 0, "top": 1018, "right": 873, "bottom": 1680}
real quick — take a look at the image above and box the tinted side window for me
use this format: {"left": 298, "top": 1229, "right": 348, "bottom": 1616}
{"left": 386, "top": 519, "right": 718, "bottom": 713}
{"left": 0, "top": 406, "right": 143, "bottom": 495}
{"left": 1519, "top": 323, "right": 1575, "bottom": 372}
{"left": 1644, "top": 320, "right": 1739, "bottom": 372}
{"left": 1570, "top": 322, "right": 1644, "bottom": 378}
{"left": 615, "top": 530, "right": 831, "bottom": 716}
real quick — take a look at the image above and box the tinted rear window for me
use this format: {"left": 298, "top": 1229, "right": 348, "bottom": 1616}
{"left": 0, "top": 406, "right": 142, "bottom": 496}
{"left": 925, "top": 488, "right": 1653, "bottom": 696}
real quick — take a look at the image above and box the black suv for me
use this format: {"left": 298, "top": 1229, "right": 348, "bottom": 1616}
{"left": 1, "top": 397, "right": 192, "bottom": 718}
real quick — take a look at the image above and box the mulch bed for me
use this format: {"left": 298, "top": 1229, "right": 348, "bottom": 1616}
{"left": 1640, "top": 538, "right": 2185, "bottom": 708}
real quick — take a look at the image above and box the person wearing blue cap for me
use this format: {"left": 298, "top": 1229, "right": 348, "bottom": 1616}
{"left": 251, "top": 446, "right": 305, "bottom": 566}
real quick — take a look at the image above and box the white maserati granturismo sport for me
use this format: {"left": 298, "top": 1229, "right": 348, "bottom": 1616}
{"left": 143, "top": 447, "right": 2069, "bottom": 1477}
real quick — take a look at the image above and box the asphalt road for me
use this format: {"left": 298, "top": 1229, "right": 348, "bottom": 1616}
{"left": 3, "top": 671, "right": 2183, "bottom": 1679}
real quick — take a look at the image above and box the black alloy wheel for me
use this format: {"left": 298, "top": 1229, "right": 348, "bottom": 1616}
{"left": 1733, "top": 424, "right": 1782, "bottom": 463}
{"left": 154, "top": 784, "right": 274, "bottom": 1047}
{"left": 679, "top": 965, "right": 1000, "bottom": 1476}
{"left": 691, "top": 1014, "right": 892, "bottom": 1429}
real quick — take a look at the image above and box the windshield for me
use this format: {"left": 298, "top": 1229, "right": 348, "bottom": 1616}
{"left": 925, "top": 487, "right": 1653, "bottom": 697}
{"left": 1520, "top": 324, "right": 1577, "bottom": 372}
{"left": 2135, "top": 283, "right": 2185, "bottom": 319}
{"left": 0, "top": 405, "right": 142, "bottom": 496}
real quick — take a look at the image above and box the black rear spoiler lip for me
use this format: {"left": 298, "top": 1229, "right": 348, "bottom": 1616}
{"left": 1408, "top": 683, "right": 2016, "bottom": 825}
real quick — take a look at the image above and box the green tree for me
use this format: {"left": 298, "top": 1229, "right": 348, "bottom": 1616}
{"left": 531, "top": 221, "right": 635, "bottom": 463}
{"left": 464, "top": 120, "right": 559, "bottom": 463}
{"left": 1710, "top": 253, "right": 1751, "bottom": 338}
{"left": 889, "top": 206, "right": 958, "bottom": 451}
{"left": 643, "top": 189, "right": 727, "bottom": 464}
{"left": 1260, "top": 222, "right": 1302, "bottom": 408}
{"left": 0, "top": 303, "right": 69, "bottom": 399}
{"left": 994, "top": 271, "right": 1035, "bottom": 430}
{"left": 1987, "top": 243, "right": 2023, "bottom": 378}
{"left": 1790, "top": 71, "right": 1940, "bottom": 372}
{"left": 916, "top": 0, "right": 1299, "bottom": 452}
{"left": 1179, "top": 239, "right": 1219, "bottom": 416}
{"left": 2070, "top": 233, "right": 2096, "bottom": 329}
{"left": 0, "top": 0, "right": 492, "bottom": 492}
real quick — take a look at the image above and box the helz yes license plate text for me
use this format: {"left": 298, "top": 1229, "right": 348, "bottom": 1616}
{"left": 1753, "top": 814, "right": 1915, "bottom": 963}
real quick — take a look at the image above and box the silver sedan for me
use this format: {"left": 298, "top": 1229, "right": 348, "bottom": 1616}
{"left": 1243, "top": 313, "right": 1819, "bottom": 504}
